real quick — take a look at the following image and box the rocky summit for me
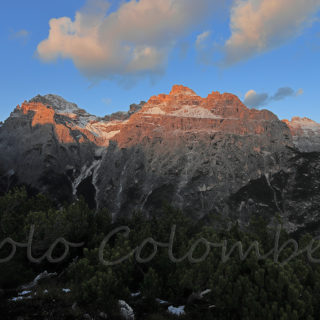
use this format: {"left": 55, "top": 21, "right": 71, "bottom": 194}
{"left": 1, "top": 85, "right": 320, "bottom": 233}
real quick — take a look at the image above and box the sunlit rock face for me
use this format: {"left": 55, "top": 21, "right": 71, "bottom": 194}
{"left": 1, "top": 85, "right": 320, "bottom": 232}
{"left": 0, "top": 98, "right": 99, "bottom": 204}
{"left": 283, "top": 117, "right": 320, "bottom": 152}
{"left": 95, "top": 85, "right": 293, "bottom": 218}
{"left": 0, "top": 94, "right": 144, "bottom": 206}
{"left": 22, "top": 95, "right": 141, "bottom": 147}
{"left": 113, "top": 84, "right": 290, "bottom": 147}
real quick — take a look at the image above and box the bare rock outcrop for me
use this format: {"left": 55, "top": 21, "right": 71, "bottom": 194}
{"left": 283, "top": 117, "right": 320, "bottom": 152}
{"left": 1, "top": 86, "right": 320, "bottom": 233}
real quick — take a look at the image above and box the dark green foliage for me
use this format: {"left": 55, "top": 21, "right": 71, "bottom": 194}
{"left": 0, "top": 189, "right": 111, "bottom": 288}
{"left": 141, "top": 268, "right": 161, "bottom": 302}
{"left": 1, "top": 188, "right": 320, "bottom": 319}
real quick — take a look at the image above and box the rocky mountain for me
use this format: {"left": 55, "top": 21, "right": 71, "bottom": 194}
{"left": 283, "top": 117, "right": 320, "bottom": 152}
{"left": 0, "top": 85, "right": 320, "bottom": 232}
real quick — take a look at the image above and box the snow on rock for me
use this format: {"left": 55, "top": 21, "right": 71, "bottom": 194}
{"left": 29, "top": 94, "right": 101, "bottom": 129}
{"left": 42, "top": 94, "right": 80, "bottom": 114}
{"left": 10, "top": 295, "right": 32, "bottom": 302}
{"left": 10, "top": 296, "right": 24, "bottom": 302}
{"left": 118, "top": 300, "right": 135, "bottom": 320}
{"left": 142, "top": 106, "right": 166, "bottom": 115}
{"left": 131, "top": 292, "right": 141, "bottom": 297}
{"left": 142, "top": 105, "right": 223, "bottom": 119}
{"left": 188, "top": 288, "right": 212, "bottom": 303}
{"left": 168, "top": 305, "right": 185, "bottom": 316}
{"left": 86, "top": 121, "right": 122, "bottom": 140}
{"left": 97, "top": 129, "right": 120, "bottom": 141}
{"left": 62, "top": 288, "right": 71, "bottom": 293}
{"left": 283, "top": 117, "right": 320, "bottom": 152}
{"left": 200, "top": 289, "right": 211, "bottom": 298}
{"left": 72, "top": 160, "right": 102, "bottom": 196}
{"left": 170, "top": 106, "right": 222, "bottom": 119}
{"left": 21, "top": 271, "right": 57, "bottom": 290}
{"left": 18, "top": 290, "right": 32, "bottom": 296}
{"left": 156, "top": 298, "right": 169, "bottom": 304}
{"left": 284, "top": 117, "right": 320, "bottom": 135}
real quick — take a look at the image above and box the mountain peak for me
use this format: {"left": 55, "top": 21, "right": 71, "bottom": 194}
{"left": 169, "top": 85, "right": 198, "bottom": 97}
{"left": 291, "top": 116, "right": 315, "bottom": 123}
{"left": 29, "top": 94, "right": 82, "bottom": 115}
{"left": 282, "top": 117, "right": 320, "bottom": 152}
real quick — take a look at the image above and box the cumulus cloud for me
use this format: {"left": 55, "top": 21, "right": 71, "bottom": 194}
{"left": 224, "top": 0, "right": 320, "bottom": 65}
{"left": 244, "top": 87, "right": 303, "bottom": 108}
{"left": 272, "top": 87, "right": 295, "bottom": 101}
{"left": 37, "top": 0, "right": 216, "bottom": 80}
{"left": 244, "top": 90, "right": 269, "bottom": 108}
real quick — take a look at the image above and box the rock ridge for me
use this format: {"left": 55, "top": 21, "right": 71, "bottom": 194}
{"left": 1, "top": 85, "right": 320, "bottom": 233}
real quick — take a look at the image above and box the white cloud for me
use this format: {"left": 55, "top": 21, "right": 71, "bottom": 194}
{"left": 195, "top": 30, "right": 218, "bottom": 65}
{"left": 37, "top": 0, "right": 216, "bottom": 80}
{"left": 196, "top": 31, "right": 211, "bottom": 47}
{"left": 244, "top": 87, "right": 303, "bottom": 108}
{"left": 224, "top": 0, "right": 320, "bottom": 65}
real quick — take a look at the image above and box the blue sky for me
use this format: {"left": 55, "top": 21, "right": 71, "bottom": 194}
{"left": 1, "top": 0, "right": 320, "bottom": 122}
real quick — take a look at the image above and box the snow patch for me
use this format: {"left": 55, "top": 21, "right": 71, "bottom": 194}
{"left": 86, "top": 120, "right": 122, "bottom": 139}
{"left": 72, "top": 160, "right": 102, "bottom": 196}
{"left": 76, "top": 114, "right": 100, "bottom": 128}
{"left": 168, "top": 305, "right": 185, "bottom": 316}
{"left": 142, "top": 105, "right": 222, "bottom": 119}
{"left": 156, "top": 298, "right": 169, "bottom": 304}
{"left": 19, "top": 290, "right": 32, "bottom": 296}
{"left": 100, "top": 130, "right": 120, "bottom": 140}
{"left": 44, "top": 94, "right": 78, "bottom": 112}
{"left": 289, "top": 117, "right": 320, "bottom": 135}
{"left": 142, "top": 107, "right": 166, "bottom": 115}
{"left": 21, "top": 271, "right": 57, "bottom": 290}
{"left": 200, "top": 289, "right": 211, "bottom": 298}
{"left": 131, "top": 292, "right": 141, "bottom": 297}
{"left": 10, "top": 296, "right": 24, "bottom": 302}
{"left": 10, "top": 295, "right": 32, "bottom": 302}
{"left": 171, "top": 106, "right": 221, "bottom": 119}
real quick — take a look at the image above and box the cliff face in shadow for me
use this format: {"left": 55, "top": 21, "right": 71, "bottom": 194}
{"left": 0, "top": 86, "right": 319, "bottom": 232}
